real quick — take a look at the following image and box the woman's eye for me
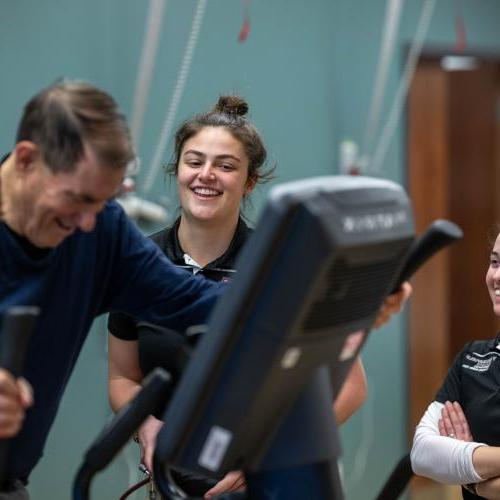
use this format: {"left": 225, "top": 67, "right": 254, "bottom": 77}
{"left": 491, "top": 259, "right": 499, "bottom": 268}
{"left": 186, "top": 160, "right": 202, "bottom": 167}
{"left": 220, "top": 164, "right": 235, "bottom": 171}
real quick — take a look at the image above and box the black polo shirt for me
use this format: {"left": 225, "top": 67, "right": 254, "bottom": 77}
{"left": 151, "top": 216, "right": 251, "bottom": 282}
{"left": 107, "top": 216, "right": 252, "bottom": 376}
{"left": 436, "top": 334, "right": 500, "bottom": 499}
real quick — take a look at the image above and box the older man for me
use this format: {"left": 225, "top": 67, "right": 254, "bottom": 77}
{"left": 0, "top": 80, "right": 221, "bottom": 498}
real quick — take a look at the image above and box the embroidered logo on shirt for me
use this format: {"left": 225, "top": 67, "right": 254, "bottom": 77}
{"left": 462, "top": 352, "right": 499, "bottom": 372}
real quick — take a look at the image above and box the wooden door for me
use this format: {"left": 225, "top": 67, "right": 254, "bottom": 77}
{"left": 408, "top": 58, "right": 500, "bottom": 496}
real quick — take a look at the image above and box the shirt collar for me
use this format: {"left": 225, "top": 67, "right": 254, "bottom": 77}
{"left": 166, "top": 215, "right": 251, "bottom": 271}
{"left": 491, "top": 333, "right": 500, "bottom": 351}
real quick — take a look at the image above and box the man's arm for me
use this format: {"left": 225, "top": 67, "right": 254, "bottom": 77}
{"left": 106, "top": 204, "right": 222, "bottom": 332}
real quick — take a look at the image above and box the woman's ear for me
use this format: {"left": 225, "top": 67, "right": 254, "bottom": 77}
{"left": 245, "top": 175, "right": 257, "bottom": 195}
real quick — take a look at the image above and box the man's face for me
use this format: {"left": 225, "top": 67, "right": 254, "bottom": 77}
{"left": 17, "top": 147, "right": 124, "bottom": 248}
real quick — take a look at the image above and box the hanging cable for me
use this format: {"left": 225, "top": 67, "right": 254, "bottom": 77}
{"left": 369, "top": 0, "right": 437, "bottom": 175}
{"left": 130, "top": 0, "right": 167, "bottom": 146}
{"left": 238, "top": 0, "right": 252, "bottom": 43}
{"left": 361, "top": 0, "right": 405, "bottom": 165}
{"left": 141, "top": 0, "right": 208, "bottom": 195}
{"left": 454, "top": 0, "right": 467, "bottom": 52}
{"left": 117, "top": 0, "right": 169, "bottom": 222}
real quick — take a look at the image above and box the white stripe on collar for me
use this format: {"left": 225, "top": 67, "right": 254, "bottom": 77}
{"left": 183, "top": 253, "right": 202, "bottom": 274}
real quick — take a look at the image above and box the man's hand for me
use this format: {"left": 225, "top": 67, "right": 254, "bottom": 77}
{"left": 0, "top": 369, "right": 33, "bottom": 438}
{"left": 373, "top": 282, "right": 412, "bottom": 330}
{"left": 136, "top": 414, "right": 164, "bottom": 472}
{"left": 438, "top": 401, "right": 472, "bottom": 442}
{"left": 204, "top": 470, "right": 246, "bottom": 499}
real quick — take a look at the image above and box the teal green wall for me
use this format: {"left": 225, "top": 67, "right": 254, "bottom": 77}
{"left": 2, "top": 1, "right": 500, "bottom": 499}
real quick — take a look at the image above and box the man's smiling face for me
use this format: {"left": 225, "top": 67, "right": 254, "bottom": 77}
{"left": 13, "top": 143, "right": 124, "bottom": 248}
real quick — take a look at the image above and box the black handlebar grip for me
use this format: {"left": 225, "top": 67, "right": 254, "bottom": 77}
{"left": 82, "top": 367, "right": 171, "bottom": 472}
{"left": 392, "top": 219, "right": 463, "bottom": 293}
{"left": 0, "top": 306, "right": 40, "bottom": 489}
{"left": 73, "top": 368, "right": 171, "bottom": 499}
{"left": 375, "top": 452, "right": 413, "bottom": 500}
{"left": 0, "top": 306, "right": 40, "bottom": 377}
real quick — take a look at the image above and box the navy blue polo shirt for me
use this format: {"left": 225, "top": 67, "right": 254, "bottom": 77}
{"left": 0, "top": 198, "right": 222, "bottom": 480}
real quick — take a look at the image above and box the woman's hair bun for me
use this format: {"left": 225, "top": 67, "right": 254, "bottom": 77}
{"left": 214, "top": 95, "right": 249, "bottom": 117}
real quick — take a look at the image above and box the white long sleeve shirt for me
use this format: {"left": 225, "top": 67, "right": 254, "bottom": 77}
{"left": 411, "top": 401, "right": 486, "bottom": 485}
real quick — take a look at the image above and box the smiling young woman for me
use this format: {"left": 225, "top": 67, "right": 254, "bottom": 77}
{"left": 107, "top": 96, "right": 411, "bottom": 499}
{"left": 168, "top": 95, "right": 272, "bottom": 268}
{"left": 107, "top": 96, "right": 274, "bottom": 489}
{"left": 411, "top": 230, "right": 500, "bottom": 499}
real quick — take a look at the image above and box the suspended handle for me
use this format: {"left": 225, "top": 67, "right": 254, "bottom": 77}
{"left": 392, "top": 219, "right": 463, "bottom": 293}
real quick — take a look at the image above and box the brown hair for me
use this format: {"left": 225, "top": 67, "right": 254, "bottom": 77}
{"left": 16, "top": 80, "right": 134, "bottom": 172}
{"left": 170, "top": 95, "right": 274, "bottom": 186}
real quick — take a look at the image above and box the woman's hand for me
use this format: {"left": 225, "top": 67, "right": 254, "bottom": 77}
{"left": 438, "top": 401, "right": 472, "bottom": 442}
{"left": 373, "top": 282, "right": 412, "bottom": 329}
{"left": 137, "top": 414, "right": 164, "bottom": 472}
{"left": 204, "top": 470, "right": 246, "bottom": 499}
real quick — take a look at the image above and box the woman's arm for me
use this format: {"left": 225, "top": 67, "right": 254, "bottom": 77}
{"left": 333, "top": 357, "right": 367, "bottom": 425}
{"left": 475, "top": 476, "right": 500, "bottom": 498}
{"left": 470, "top": 446, "right": 500, "bottom": 481}
{"left": 108, "top": 334, "right": 164, "bottom": 471}
{"left": 108, "top": 334, "right": 143, "bottom": 410}
{"left": 333, "top": 283, "right": 412, "bottom": 425}
{"left": 419, "top": 399, "right": 500, "bottom": 483}
{"left": 411, "top": 401, "right": 486, "bottom": 484}
{"left": 373, "top": 282, "right": 412, "bottom": 329}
